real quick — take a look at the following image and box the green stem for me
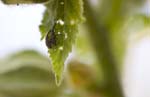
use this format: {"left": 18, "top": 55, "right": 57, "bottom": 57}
{"left": 83, "top": 0, "right": 124, "bottom": 97}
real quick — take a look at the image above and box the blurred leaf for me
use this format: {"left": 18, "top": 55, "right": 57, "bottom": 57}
{"left": 0, "top": 50, "right": 50, "bottom": 73}
{"left": 1, "top": 0, "right": 49, "bottom": 4}
{"left": 67, "top": 61, "right": 103, "bottom": 97}
{"left": 123, "top": 14, "right": 150, "bottom": 37}
{"left": 99, "top": 0, "right": 146, "bottom": 26}
{"left": 67, "top": 61, "right": 94, "bottom": 88}
{"left": 106, "top": 14, "right": 150, "bottom": 68}
{"left": 0, "top": 50, "right": 65, "bottom": 97}
{"left": 97, "top": 0, "right": 147, "bottom": 66}
{"left": 0, "top": 67, "right": 61, "bottom": 97}
{"left": 39, "top": 0, "right": 84, "bottom": 85}
{"left": 123, "top": 14, "right": 150, "bottom": 42}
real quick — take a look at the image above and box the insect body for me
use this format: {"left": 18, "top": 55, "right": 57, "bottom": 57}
{"left": 45, "top": 25, "right": 57, "bottom": 49}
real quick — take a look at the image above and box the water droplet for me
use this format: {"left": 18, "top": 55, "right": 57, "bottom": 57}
{"left": 60, "top": 2, "right": 64, "bottom": 5}
{"left": 59, "top": 46, "right": 63, "bottom": 50}
{"left": 56, "top": 19, "right": 64, "bottom": 25}
{"left": 70, "top": 20, "right": 75, "bottom": 25}
{"left": 58, "top": 32, "right": 61, "bottom": 35}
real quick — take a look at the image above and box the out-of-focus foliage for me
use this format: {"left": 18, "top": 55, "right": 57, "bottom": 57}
{"left": 1, "top": 0, "right": 49, "bottom": 4}
{"left": 1, "top": 0, "right": 149, "bottom": 97}
{"left": 122, "top": 14, "right": 150, "bottom": 44}
{"left": 0, "top": 50, "right": 102, "bottom": 97}
{"left": 92, "top": 0, "right": 147, "bottom": 67}
{"left": 108, "top": 14, "right": 150, "bottom": 70}
{"left": 67, "top": 61, "right": 104, "bottom": 97}
{"left": 99, "top": 0, "right": 146, "bottom": 26}
{"left": 0, "top": 50, "right": 63, "bottom": 97}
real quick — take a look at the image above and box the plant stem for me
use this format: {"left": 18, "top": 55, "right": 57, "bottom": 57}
{"left": 83, "top": 0, "right": 125, "bottom": 97}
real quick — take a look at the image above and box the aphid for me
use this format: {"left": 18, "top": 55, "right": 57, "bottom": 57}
{"left": 45, "top": 24, "right": 57, "bottom": 49}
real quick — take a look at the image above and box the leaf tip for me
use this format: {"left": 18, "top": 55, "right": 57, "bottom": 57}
{"left": 55, "top": 73, "right": 63, "bottom": 86}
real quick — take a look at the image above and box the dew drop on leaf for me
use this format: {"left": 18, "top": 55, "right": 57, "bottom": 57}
{"left": 56, "top": 19, "right": 65, "bottom": 25}
{"left": 59, "top": 46, "right": 64, "bottom": 50}
{"left": 60, "top": 2, "right": 64, "bottom": 5}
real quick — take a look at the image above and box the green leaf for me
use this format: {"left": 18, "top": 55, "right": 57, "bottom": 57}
{"left": 39, "top": 10, "right": 52, "bottom": 40}
{"left": 39, "top": 0, "right": 84, "bottom": 85}
{"left": 1, "top": 0, "right": 49, "bottom": 4}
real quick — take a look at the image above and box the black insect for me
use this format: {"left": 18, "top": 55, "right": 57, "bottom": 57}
{"left": 45, "top": 25, "right": 57, "bottom": 49}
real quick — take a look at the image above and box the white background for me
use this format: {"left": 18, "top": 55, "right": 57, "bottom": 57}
{"left": 0, "top": 3, "right": 47, "bottom": 58}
